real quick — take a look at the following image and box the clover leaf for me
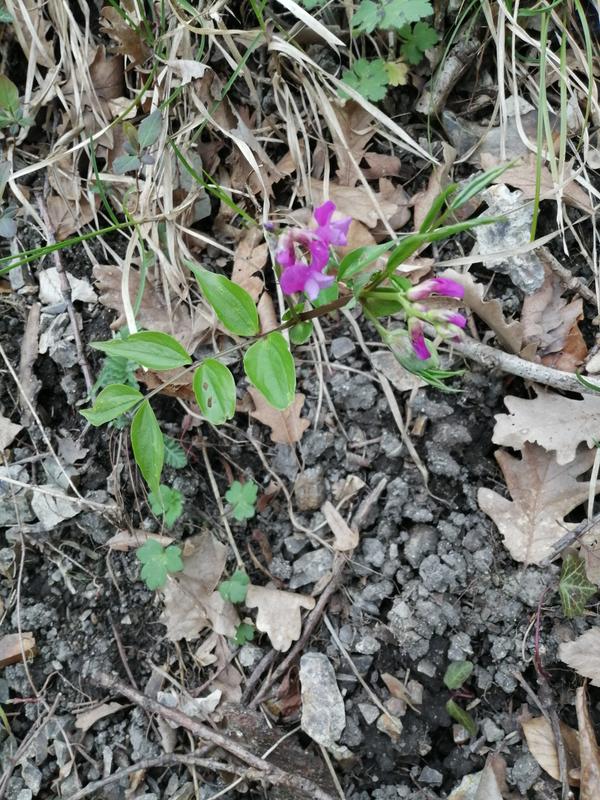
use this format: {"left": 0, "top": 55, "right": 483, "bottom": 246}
{"left": 136, "top": 540, "right": 183, "bottom": 590}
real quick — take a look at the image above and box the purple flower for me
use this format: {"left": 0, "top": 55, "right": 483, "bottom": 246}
{"left": 406, "top": 277, "right": 465, "bottom": 302}
{"left": 436, "top": 310, "right": 467, "bottom": 329}
{"left": 408, "top": 319, "right": 431, "bottom": 360}
{"left": 275, "top": 201, "right": 351, "bottom": 300}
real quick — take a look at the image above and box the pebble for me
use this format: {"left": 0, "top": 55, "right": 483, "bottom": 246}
{"left": 289, "top": 548, "right": 333, "bottom": 589}
{"left": 448, "top": 632, "right": 473, "bottom": 661}
{"left": 419, "top": 766, "right": 443, "bottom": 785}
{"left": 294, "top": 467, "right": 326, "bottom": 511}
{"left": 404, "top": 525, "right": 438, "bottom": 568}
{"left": 481, "top": 718, "right": 504, "bottom": 742}
{"left": 331, "top": 336, "right": 356, "bottom": 359}
{"left": 21, "top": 763, "right": 42, "bottom": 795}
{"left": 354, "top": 634, "right": 380, "bottom": 655}
{"left": 361, "top": 538, "right": 386, "bottom": 568}
{"left": 238, "top": 643, "right": 263, "bottom": 668}
{"left": 417, "top": 659, "right": 436, "bottom": 678}
{"left": 511, "top": 753, "right": 542, "bottom": 793}
{"left": 359, "top": 702, "right": 380, "bottom": 724}
{"left": 419, "top": 554, "right": 455, "bottom": 592}
{"left": 299, "top": 653, "right": 346, "bottom": 749}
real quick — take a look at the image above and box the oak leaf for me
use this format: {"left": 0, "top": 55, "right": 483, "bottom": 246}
{"left": 493, "top": 391, "right": 600, "bottom": 465}
{"left": 559, "top": 628, "right": 600, "bottom": 687}
{"left": 248, "top": 387, "right": 309, "bottom": 445}
{"left": 245, "top": 584, "right": 315, "bottom": 652}
{"left": 478, "top": 444, "right": 597, "bottom": 564}
{"left": 521, "top": 715, "right": 580, "bottom": 783}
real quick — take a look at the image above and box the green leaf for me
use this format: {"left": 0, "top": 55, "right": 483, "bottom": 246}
{"left": 148, "top": 484, "right": 184, "bottom": 528}
{"left": 0, "top": 5, "right": 13, "bottom": 22}
{"left": 219, "top": 569, "right": 250, "bottom": 604}
{"left": 193, "top": 359, "right": 236, "bottom": 425}
{"left": 113, "top": 154, "right": 141, "bottom": 174}
{"left": 311, "top": 282, "right": 339, "bottom": 308}
{"left": 445, "top": 699, "right": 477, "bottom": 736}
{"left": 443, "top": 660, "right": 474, "bottom": 690}
{"left": 90, "top": 331, "right": 191, "bottom": 371}
{"left": 243, "top": 332, "right": 296, "bottom": 410}
{"left": 138, "top": 109, "right": 163, "bottom": 149}
{"left": 352, "top": 0, "right": 433, "bottom": 33}
{"left": 80, "top": 384, "right": 143, "bottom": 426}
{"left": 225, "top": 480, "right": 258, "bottom": 521}
{"left": 95, "top": 355, "right": 139, "bottom": 392}
{"left": 163, "top": 436, "right": 188, "bottom": 469}
{"left": 233, "top": 621, "right": 255, "bottom": 645}
{"left": 559, "top": 553, "right": 596, "bottom": 618}
{"left": 400, "top": 21, "right": 439, "bottom": 64}
{"left": 337, "top": 242, "right": 395, "bottom": 282}
{"left": 0, "top": 76, "right": 19, "bottom": 115}
{"left": 289, "top": 320, "right": 314, "bottom": 345}
{"left": 342, "top": 58, "right": 389, "bottom": 102}
{"left": 188, "top": 263, "right": 259, "bottom": 336}
{"left": 136, "top": 539, "right": 183, "bottom": 590}
{"left": 131, "top": 400, "right": 164, "bottom": 494}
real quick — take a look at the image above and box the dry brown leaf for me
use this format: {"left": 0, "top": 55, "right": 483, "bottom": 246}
{"left": 576, "top": 686, "right": 600, "bottom": 799}
{"left": 480, "top": 152, "right": 593, "bottom": 213}
{"left": 0, "top": 415, "right": 23, "bottom": 450}
{"left": 322, "top": 501, "right": 359, "bottom": 552}
{"left": 248, "top": 387, "right": 310, "bottom": 445}
{"left": 46, "top": 194, "right": 97, "bottom": 241}
{"left": 75, "top": 702, "right": 125, "bottom": 733}
{"left": 245, "top": 584, "right": 315, "bottom": 652}
{"left": 473, "top": 755, "right": 508, "bottom": 800}
{"left": 412, "top": 145, "right": 456, "bottom": 232}
{"left": 0, "top": 632, "right": 36, "bottom": 668}
{"left": 308, "top": 180, "right": 403, "bottom": 229}
{"left": 559, "top": 629, "right": 600, "bottom": 687}
{"left": 362, "top": 153, "right": 402, "bottom": 180}
{"left": 333, "top": 102, "right": 375, "bottom": 186}
{"left": 478, "top": 444, "right": 597, "bottom": 564}
{"left": 106, "top": 530, "right": 174, "bottom": 551}
{"left": 521, "top": 716, "right": 580, "bottom": 783}
{"left": 370, "top": 351, "right": 427, "bottom": 391}
{"left": 581, "top": 530, "right": 600, "bottom": 586}
{"left": 441, "top": 269, "right": 523, "bottom": 353}
{"left": 161, "top": 532, "right": 237, "bottom": 641}
{"left": 337, "top": 220, "right": 376, "bottom": 255}
{"left": 493, "top": 391, "right": 600, "bottom": 465}
{"left": 231, "top": 228, "right": 268, "bottom": 302}
{"left": 521, "top": 265, "right": 587, "bottom": 372}
{"left": 100, "top": 7, "right": 151, "bottom": 66}
{"left": 88, "top": 46, "right": 124, "bottom": 102}
{"left": 377, "top": 178, "right": 411, "bottom": 231}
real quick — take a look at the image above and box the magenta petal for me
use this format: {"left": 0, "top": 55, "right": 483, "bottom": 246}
{"left": 314, "top": 200, "right": 336, "bottom": 227}
{"left": 308, "top": 237, "right": 330, "bottom": 271}
{"left": 326, "top": 216, "right": 352, "bottom": 246}
{"left": 304, "top": 271, "right": 334, "bottom": 301}
{"left": 280, "top": 264, "right": 311, "bottom": 295}
{"left": 444, "top": 312, "right": 467, "bottom": 329}
{"left": 407, "top": 277, "right": 465, "bottom": 301}
{"left": 409, "top": 321, "right": 430, "bottom": 360}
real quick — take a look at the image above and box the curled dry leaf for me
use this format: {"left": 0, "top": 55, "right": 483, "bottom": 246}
{"left": 308, "top": 179, "right": 409, "bottom": 229}
{"left": 100, "top": 7, "right": 151, "bottom": 65}
{"left": 245, "top": 583, "right": 315, "bottom": 652}
{"left": 478, "top": 444, "right": 598, "bottom": 564}
{"left": 521, "top": 715, "right": 580, "bottom": 784}
{"left": 559, "top": 628, "right": 600, "bottom": 687}
{"left": 412, "top": 144, "right": 456, "bottom": 232}
{"left": 106, "top": 530, "right": 174, "bottom": 551}
{"left": 441, "top": 269, "right": 523, "bottom": 353}
{"left": 75, "top": 702, "right": 125, "bottom": 733}
{"left": 248, "top": 387, "right": 309, "bottom": 445}
{"left": 161, "top": 532, "right": 238, "bottom": 641}
{"left": 576, "top": 686, "right": 600, "bottom": 800}
{"left": 322, "top": 500, "right": 359, "bottom": 552}
{"left": 333, "top": 101, "right": 375, "bottom": 187}
{"left": 231, "top": 228, "right": 268, "bottom": 302}
{"left": 492, "top": 391, "right": 600, "bottom": 465}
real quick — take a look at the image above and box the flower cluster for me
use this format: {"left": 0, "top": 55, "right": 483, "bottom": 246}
{"left": 405, "top": 278, "right": 466, "bottom": 361}
{"left": 275, "top": 201, "right": 351, "bottom": 301}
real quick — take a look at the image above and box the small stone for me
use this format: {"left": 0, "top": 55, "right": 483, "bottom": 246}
{"left": 331, "top": 336, "right": 355, "bottom": 359}
{"left": 21, "top": 763, "right": 42, "bottom": 795}
{"left": 294, "top": 467, "right": 326, "bottom": 511}
{"left": 481, "top": 718, "right": 504, "bottom": 743}
{"left": 354, "top": 634, "right": 380, "bottom": 655}
{"left": 511, "top": 753, "right": 542, "bottom": 793}
{"left": 404, "top": 525, "right": 438, "bottom": 568}
{"left": 283, "top": 536, "right": 307, "bottom": 557}
{"left": 238, "top": 644, "right": 262, "bottom": 668}
{"left": 269, "top": 555, "right": 292, "bottom": 581}
{"left": 16, "top": 791, "right": 33, "bottom": 800}
{"left": 419, "top": 766, "right": 443, "bottom": 785}
{"left": 419, "top": 554, "right": 454, "bottom": 592}
{"left": 359, "top": 703, "right": 379, "bottom": 724}
{"left": 380, "top": 431, "right": 402, "bottom": 458}
{"left": 289, "top": 548, "right": 333, "bottom": 589}
{"left": 452, "top": 724, "right": 470, "bottom": 745}
{"left": 417, "top": 659, "right": 436, "bottom": 678}
{"left": 362, "top": 538, "right": 386, "bottom": 568}
{"left": 300, "top": 653, "right": 346, "bottom": 749}
{"left": 448, "top": 632, "right": 473, "bottom": 661}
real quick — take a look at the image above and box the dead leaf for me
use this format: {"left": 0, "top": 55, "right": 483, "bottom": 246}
{"left": 412, "top": 145, "right": 456, "bottom": 232}
{"left": 362, "top": 153, "right": 402, "bottom": 180}
{"left": 492, "top": 391, "right": 600, "bottom": 465}
{"left": 521, "top": 716, "right": 580, "bottom": 783}
{"left": 106, "top": 530, "right": 174, "bottom": 551}
{"left": 322, "top": 501, "right": 359, "bottom": 551}
{"left": 377, "top": 178, "right": 411, "bottom": 231}
{"left": 89, "top": 46, "right": 125, "bottom": 101}
{"left": 75, "top": 702, "right": 125, "bottom": 733}
{"left": 231, "top": 228, "right": 268, "bottom": 302}
{"left": 478, "top": 444, "right": 598, "bottom": 564}
{"left": 248, "top": 388, "right": 310, "bottom": 445}
{"left": 245, "top": 584, "right": 315, "bottom": 652}
{"left": 560, "top": 629, "right": 600, "bottom": 687}
{"left": 308, "top": 180, "right": 405, "bottom": 229}
{"left": 0, "top": 415, "right": 23, "bottom": 450}
{"left": 333, "top": 102, "right": 375, "bottom": 186}
{"left": 38, "top": 267, "right": 97, "bottom": 305}
{"left": 0, "top": 632, "right": 36, "bottom": 668}
{"left": 337, "top": 220, "right": 376, "bottom": 256}
{"left": 46, "top": 194, "right": 97, "bottom": 241}
{"left": 370, "top": 350, "right": 427, "bottom": 391}
{"left": 161, "top": 532, "right": 238, "bottom": 641}
{"left": 576, "top": 686, "right": 600, "bottom": 799}
{"left": 473, "top": 755, "right": 508, "bottom": 800}
{"left": 441, "top": 269, "right": 523, "bottom": 354}
{"left": 100, "top": 7, "right": 151, "bottom": 65}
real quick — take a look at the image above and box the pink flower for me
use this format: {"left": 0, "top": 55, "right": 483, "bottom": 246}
{"left": 408, "top": 319, "right": 431, "bottom": 360}
{"left": 275, "top": 201, "right": 351, "bottom": 301}
{"left": 406, "top": 277, "right": 465, "bottom": 302}
{"left": 436, "top": 310, "right": 467, "bottom": 329}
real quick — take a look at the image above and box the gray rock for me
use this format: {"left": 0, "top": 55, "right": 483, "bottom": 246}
{"left": 433, "top": 421, "right": 472, "bottom": 447}
{"left": 269, "top": 555, "right": 292, "bottom": 581}
{"left": 419, "top": 554, "right": 455, "bottom": 592}
{"left": 16, "top": 791, "right": 33, "bottom": 800}
{"left": 272, "top": 445, "right": 299, "bottom": 481}
{"left": 362, "top": 538, "right": 386, "bottom": 568}
{"left": 380, "top": 431, "right": 402, "bottom": 458}
{"left": 0, "top": 466, "right": 34, "bottom": 526}
{"left": 481, "top": 718, "right": 504, "bottom": 743}
{"left": 382, "top": 478, "right": 409, "bottom": 522}
{"left": 21, "top": 762, "right": 42, "bottom": 795}
{"left": 283, "top": 536, "right": 307, "bottom": 557}
{"left": 495, "top": 666, "right": 518, "bottom": 694}
{"left": 404, "top": 525, "right": 438, "bottom": 568}
{"left": 425, "top": 443, "right": 461, "bottom": 478}
{"left": 290, "top": 548, "right": 333, "bottom": 589}
{"left": 419, "top": 766, "right": 443, "bottom": 786}
{"left": 330, "top": 372, "right": 377, "bottom": 412}
{"left": 388, "top": 600, "right": 430, "bottom": 658}
{"left": 238, "top": 644, "right": 263, "bottom": 668}
{"left": 341, "top": 715, "right": 363, "bottom": 747}
{"left": 354, "top": 634, "right": 380, "bottom": 655}
{"left": 301, "top": 431, "right": 334, "bottom": 465}
{"left": 511, "top": 753, "right": 542, "bottom": 793}
{"left": 447, "top": 632, "right": 473, "bottom": 661}
{"left": 331, "top": 336, "right": 356, "bottom": 359}
{"left": 359, "top": 702, "right": 379, "bottom": 724}
{"left": 294, "top": 467, "right": 326, "bottom": 511}
{"left": 300, "top": 653, "right": 346, "bottom": 749}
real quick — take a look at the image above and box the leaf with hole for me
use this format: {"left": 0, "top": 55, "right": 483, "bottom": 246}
{"left": 136, "top": 539, "right": 183, "bottom": 589}
{"left": 90, "top": 331, "right": 191, "bottom": 371}
{"left": 188, "top": 263, "right": 259, "bottom": 336}
{"left": 243, "top": 332, "right": 296, "bottom": 410}
{"left": 131, "top": 400, "right": 164, "bottom": 494}
{"left": 193, "top": 359, "right": 236, "bottom": 425}
{"left": 80, "top": 384, "right": 143, "bottom": 426}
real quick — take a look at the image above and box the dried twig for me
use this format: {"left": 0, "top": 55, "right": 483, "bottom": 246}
{"left": 91, "top": 671, "right": 336, "bottom": 800}
{"left": 541, "top": 512, "right": 600, "bottom": 565}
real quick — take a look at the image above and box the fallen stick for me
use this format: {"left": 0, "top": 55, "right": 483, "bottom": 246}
{"left": 91, "top": 671, "right": 336, "bottom": 800}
